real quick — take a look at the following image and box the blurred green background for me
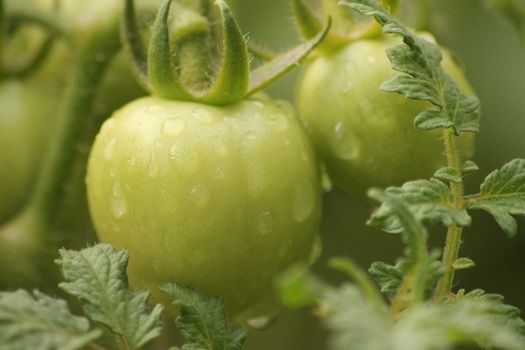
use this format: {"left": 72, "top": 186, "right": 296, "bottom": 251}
{"left": 234, "top": 0, "right": 525, "bottom": 349}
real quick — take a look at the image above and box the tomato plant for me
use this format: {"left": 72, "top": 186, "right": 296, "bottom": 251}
{"left": 296, "top": 36, "right": 475, "bottom": 198}
{"left": 2, "top": 1, "right": 525, "bottom": 350}
{"left": 84, "top": 0, "right": 327, "bottom": 322}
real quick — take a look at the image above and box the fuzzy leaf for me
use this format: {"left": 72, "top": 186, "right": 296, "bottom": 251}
{"left": 468, "top": 159, "right": 525, "bottom": 237}
{"left": 324, "top": 285, "right": 392, "bottom": 350}
{"left": 453, "top": 257, "right": 476, "bottom": 270}
{"left": 0, "top": 290, "right": 101, "bottom": 350}
{"left": 434, "top": 166, "right": 462, "bottom": 183}
{"left": 161, "top": 283, "right": 246, "bottom": 350}
{"left": 369, "top": 179, "right": 471, "bottom": 233}
{"left": 462, "top": 160, "right": 480, "bottom": 174}
{"left": 56, "top": 244, "right": 163, "bottom": 350}
{"left": 324, "top": 285, "right": 525, "bottom": 350}
{"left": 370, "top": 251, "right": 444, "bottom": 299}
{"left": 340, "top": 0, "right": 480, "bottom": 135}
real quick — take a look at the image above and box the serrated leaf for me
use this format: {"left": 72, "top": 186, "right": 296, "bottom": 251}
{"left": 468, "top": 159, "right": 525, "bottom": 237}
{"left": 341, "top": 0, "right": 481, "bottom": 135}
{"left": 453, "top": 257, "right": 476, "bottom": 270}
{"left": 160, "top": 283, "right": 246, "bottom": 350}
{"left": 390, "top": 295, "right": 525, "bottom": 350}
{"left": 370, "top": 251, "right": 444, "bottom": 299}
{"left": 324, "top": 284, "right": 525, "bottom": 350}
{"left": 434, "top": 166, "right": 461, "bottom": 183}
{"left": 369, "top": 179, "right": 471, "bottom": 233}
{"left": 56, "top": 244, "right": 164, "bottom": 349}
{"left": 463, "top": 160, "right": 479, "bottom": 174}
{"left": 0, "top": 290, "right": 101, "bottom": 350}
{"left": 324, "top": 285, "right": 392, "bottom": 350}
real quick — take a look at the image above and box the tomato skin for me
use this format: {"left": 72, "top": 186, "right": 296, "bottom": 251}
{"left": 86, "top": 94, "right": 322, "bottom": 321}
{"left": 0, "top": 79, "right": 63, "bottom": 223}
{"left": 296, "top": 37, "right": 475, "bottom": 198}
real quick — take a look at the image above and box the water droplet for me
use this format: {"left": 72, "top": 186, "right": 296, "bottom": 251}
{"left": 283, "top": 138, "right": 291, "bottom": 146}
{"left": 300, "top": 151, "right": 310, "bottom": 163}
{"left": 321, "top": 168, "right": 333, "bottom": 192}
{"left": 146, "top": 104, "right": 162, "bottom": 114}
{"left": 211, "top": 165, "right": 225, "bottom": 178}
{"left": 213, "top": 136, "right": 228, "bottom": 156}
{"left": 104, "top": 138, "right": 117, "bottom": 160}
{"left": 161, "top": 118, "right": 186, "bottom": 137}
{"left": 267, "top": 113, "right": 289, "bottom": 131}
{"left": 147, "top": 152, "right": 158, "bottom": 178}
{"left": 293, "top": 184, "right": 315, "bottom": 222}
{"left": 193, "top": 108, "right": 213, "bottom": 124}
{"left": 110, "top": 182, "right": 127, "bottom": 218}
{"left": 334, "top": 121, "right": 347, "bottom": 139}
{"left": 190, "top": 185, "right": 209, "bottom": 207}
{"left": 170, "top": 143, "right": 198, "bottom": 174}
{"left": 309, "top": 235, "right": 323, "bottom": 264}
{"left": 258, "top": 211, "right": 273, "bottom": 235}
{"left": 359, "top": 99, "right": 373, "bottom": 113}
{"left": 245, "top": 316, "right": 277, "bottom": 331}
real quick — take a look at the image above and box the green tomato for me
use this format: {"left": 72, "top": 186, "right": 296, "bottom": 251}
{"left": 86, "top": 94, "right": 321, "bottom": 323}
{"left": 0, "top": 78, "right": 63, "bottom": 223}
{"left": 296, "top": 37, "right": 475, "bottom": 198}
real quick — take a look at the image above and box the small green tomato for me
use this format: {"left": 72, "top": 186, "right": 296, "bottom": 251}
{"left": 296, "top": 36, "right": 475, "bottom": 198}
{"left": 86, "top": 94, "right": 321, "bottom": 323}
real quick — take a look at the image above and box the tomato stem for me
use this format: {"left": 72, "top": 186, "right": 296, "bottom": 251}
{"left": 27, "top": 52, "right": 112, "bottom": 232}
{"left": 434, "top": 128, "right": 465, "bottom": 299}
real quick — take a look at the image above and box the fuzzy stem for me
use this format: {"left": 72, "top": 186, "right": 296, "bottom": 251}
{"left": 0, "top": 0, "right": 4, "bottom": 72}
{"left": 434, "top": 128, "right": 465, "bottom": 299}
{"left": 25, "top": 50, "right": 113, "bottom": 234}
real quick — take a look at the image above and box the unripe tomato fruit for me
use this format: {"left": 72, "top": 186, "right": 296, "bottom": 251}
{"left": 296, "top": 37, "right": 475, "bottom": 198}
{"left": 86, "top": 94, "right": 322, "bottom": 322}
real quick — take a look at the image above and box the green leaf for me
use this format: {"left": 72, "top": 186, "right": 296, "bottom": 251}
{"left": 324, "top": 285, "right": 392, "bottom": 350}
{"left": 323, "top": 285, "right": 525, "bottom": 350}
{"left": 368, "top": 179, "right": 471, "bottom": 233}
{"left": 276, "top": 265, "right": 327, "bottom": 308}
{"left": 340, "top": 0, "right": 481, "bottom": 135}
{"left": 248, "top": 18, "right": 331, "bottom": 94}
{"left": 453, "top": 257, "right": 476, "bottom": 270}
{"left": 160, "top": 283, "right": 246, "bottom": 350}
{"left": 56, "top": 244, "right": 164, "bottom": 350}
{"left": 434, "top": 166, "right": 461, "bottom": 183}
{"left": 468, "top": 159, "right": 525, "bottom": 237}
{"left": 370, "top": 251, "right": 444, "bottom": 299}
{"left": 0, "top": 290, "right": 101, "bottom": 350}
{"left": 462, "top": 160, "right": 480, "bottom": 174}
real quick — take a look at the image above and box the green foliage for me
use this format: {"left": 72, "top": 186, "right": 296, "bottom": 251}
{"left": 341, "top": 0, "right": 481, "bottom": 135}
{"left": 368, "top": 179, "right": 471, "bottom": 233}
{"left": 468, "top": 158, "right": 525, "bottom": 237}
{"left": 56, "top": 244, "right": 164, "bottom": 349}
{"left": 0, "top": 290, "right": 101, "bottom": 350}
{"left": 161, "top": 283, "right": 246, "bottom": 350}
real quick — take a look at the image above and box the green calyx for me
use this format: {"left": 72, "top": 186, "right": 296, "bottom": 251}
{"left": 124, "top": 0, "right": 331, "bottom": 105}
{"left": 292, "top": 0, "right": 399, "bottom": 50}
